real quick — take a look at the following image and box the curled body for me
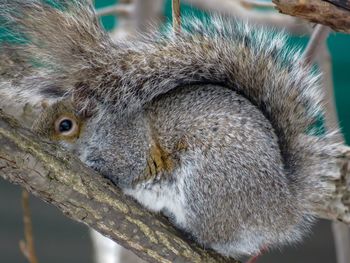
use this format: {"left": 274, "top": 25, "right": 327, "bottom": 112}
{"left": 34, "top": 84, "right": 324, "bottom": 258}
{"left": 125, "top": 85, "right": 308, "bottom": 257}
{"left": 0, "top": 0, "right": 339, "bottom": 259}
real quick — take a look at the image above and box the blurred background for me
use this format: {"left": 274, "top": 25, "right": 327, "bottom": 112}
{"left": 1, "top": 0, "right": 349, "bottom": 262}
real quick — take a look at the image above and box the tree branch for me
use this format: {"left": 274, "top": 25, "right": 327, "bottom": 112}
{"left": 19, "top": 190, "right": 39, "bottom": 263}
{"left": 301, "top": 24, "right": 331, "bottom": 67}
{"left": 273, "top": 0, "right": 350, "bottom": 33}
{"left": 183, "top": 0, "right": 310, "bottom": 35}
{"left": 313, "top": 144, "right": 350, "bottom": 224}
{"left": 240, "top": 0, "right": 275, "bottom": 9}
{"left": 0, "top": 110, "right": 238, "bottom": 263}
{"left": 96, "top": 4, "right": 134, "bottom": 17}
{"left": 172, "top": 0, "right": 181, "bottom": 33}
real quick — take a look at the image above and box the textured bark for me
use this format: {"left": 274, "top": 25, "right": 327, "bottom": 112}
{"left": 273, "top": 0, "right": 350, "bottom": 33}
{"left": 314, "top": 145, "right": 350, "bottom": 224}
{"left": 0, "top": 110, "right": 238, "bottom": 263}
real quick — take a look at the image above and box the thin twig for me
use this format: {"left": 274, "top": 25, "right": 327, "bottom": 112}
{"left": 172, "top": 0, "right": 181, "bottom": 33}
{"left": 96, "top": 4, "right": 133, "bottom": 17}
{"left": 301, "top": 24, "right": 331, "bottom": 66}
{"left": 183, "top": 0, "right": 310, "bottom": 35}
{"left": 316, "top": 43, "right": 342, "bottom": 139}
{"left": 19, "top": 190, "right": 39, "bottom": 263}
{"left": 241, "top": 0, "right": 275, "bottom": 9}
{"left": 332, "top": 223, "right": 350, "bottom": 263}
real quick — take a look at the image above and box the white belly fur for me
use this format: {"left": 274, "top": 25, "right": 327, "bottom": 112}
{"left": 123, "top": 167, "right": 188, "bottom": 228}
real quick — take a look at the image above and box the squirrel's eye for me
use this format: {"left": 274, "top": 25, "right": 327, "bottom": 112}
{"left": 59, "top": 119, "right": 73, "bottom": 132}
{"left": 54, "top": 116, "right": 79, "bottom": 137}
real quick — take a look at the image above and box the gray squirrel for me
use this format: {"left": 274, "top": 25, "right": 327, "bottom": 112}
{"left": 0, "top": 0, "right": 340, "bottom": 260}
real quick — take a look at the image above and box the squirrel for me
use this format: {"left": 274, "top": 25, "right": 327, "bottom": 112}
{"left": 0, "top": 0, "right": 340, "bottom": 260}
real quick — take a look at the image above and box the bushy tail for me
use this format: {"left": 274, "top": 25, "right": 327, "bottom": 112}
{"left": 0, "top": 1, "right": 339, "bottom": 210}
{"left": 0, "top": 0, "right": 113, "bottom": 103}
{"left": 161, "top": 19, "right": 339, "bottom": 210}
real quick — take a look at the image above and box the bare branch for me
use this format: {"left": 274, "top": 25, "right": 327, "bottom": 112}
{"left": 273, "top": 0, "right": 350, "bottom": 33}
{"left": 183, "top": 0, "right": 310, "bottom": 35}
{"left": 96, "top": 4, "right": 134, "bottom": 17}
{"left": 315, "top": 43, "right": 342, "bottom": 141}
{"left": 0, "top": 110, "right": 238, "bottom": 263}
{"left": 311, "top": 144, "right": 350, "bottom": 224}
{"left": 240, "top": 0, "right": 275, "bottom": 9}
{"left": 332, "top": 222, "right": 350, "bottom": 263}
{"left": 172, "top": 0, "right": 181, "bottom": 33}
{"left": 301, "top": 25, "right": 331, "bottom": 66}
{"left": 19, "top": 190, "right": 39, "bottom": 263}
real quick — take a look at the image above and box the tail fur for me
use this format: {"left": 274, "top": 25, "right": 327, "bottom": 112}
{"left": 0, "top": 0, "right": 339, "bottom": 210}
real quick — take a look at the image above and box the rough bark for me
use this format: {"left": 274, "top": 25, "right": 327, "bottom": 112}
{"left": 314, "top": 145, "right": 350, "bottom": 224}
{"left": 0, "top": 110, "right": 238, "bottom": 263}
{"left": 273, "top": 0, "right": 350, "bottom": 33}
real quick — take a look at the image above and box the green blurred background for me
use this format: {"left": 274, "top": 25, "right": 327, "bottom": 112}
{"left": 0, "top": 1, "right": 349, "bottom": 263}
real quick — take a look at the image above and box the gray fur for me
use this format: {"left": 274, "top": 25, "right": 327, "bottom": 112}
{"left": 1, "top": 0, "right": 340, "bottom": 259}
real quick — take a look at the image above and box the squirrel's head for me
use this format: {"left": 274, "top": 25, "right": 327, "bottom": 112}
{"left": 32, "top": 99, "right": 150, "bottom": 188}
